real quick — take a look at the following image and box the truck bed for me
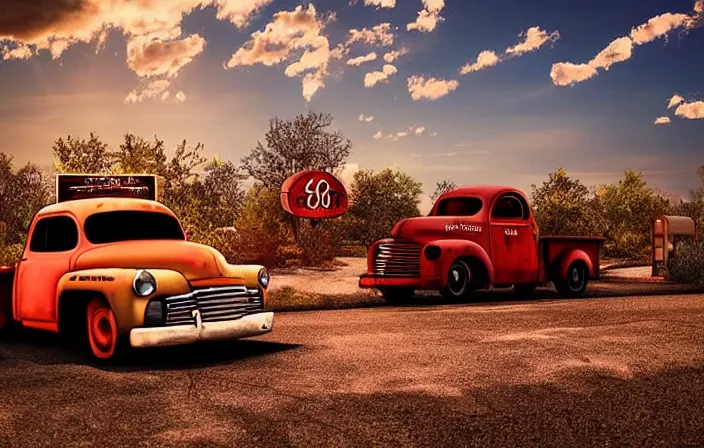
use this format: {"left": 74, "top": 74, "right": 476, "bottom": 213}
{"left": 539, "top": 235, "right": 604, "bottom": 280}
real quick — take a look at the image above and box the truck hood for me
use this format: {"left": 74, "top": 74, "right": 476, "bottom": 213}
{"left": 74, "top": 240, "right": 242, "bottom": 281}
{"left": 391, "top": 216, "right": 485, "bottom": 244}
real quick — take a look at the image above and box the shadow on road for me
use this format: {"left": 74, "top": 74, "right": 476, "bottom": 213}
{"left": 109, "top": 340, "right": 302, "bottom": 372}
{"left": 390, "top": 281, "right": 704, "bottom": 309}
{"left": 0, "top": 328, "right": 300, "bottom": 371}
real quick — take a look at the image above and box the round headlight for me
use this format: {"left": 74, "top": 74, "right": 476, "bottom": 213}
{"left": 424, "top": 245, "right": 442, "bottom": 261}
{"left": 133, "top": 270, "right": 157, "bottom": 297}
{"left": 257, "top": 268, "right": 270, "bottom": 289}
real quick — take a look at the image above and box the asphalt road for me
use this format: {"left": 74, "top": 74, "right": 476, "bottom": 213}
{"left": 1, "top": 293, "right": 704, "bottom": 448}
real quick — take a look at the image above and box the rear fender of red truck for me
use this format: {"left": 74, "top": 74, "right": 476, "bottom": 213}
{"left": 423, "top": 239, "right": 494, "bottom": 287}
{"left": 557, "top": 249, "right": 596, "bottom": 280}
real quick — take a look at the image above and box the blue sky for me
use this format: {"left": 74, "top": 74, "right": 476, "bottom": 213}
{"left": 0, "top": 0, "right": 702, "bottom": 210}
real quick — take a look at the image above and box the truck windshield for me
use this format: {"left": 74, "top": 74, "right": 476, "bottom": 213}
{"left": 84, "top": 211, "right": 185, "bottom": 244}
{"left": 435, "top": 197, "right": 483, "bottom": 216}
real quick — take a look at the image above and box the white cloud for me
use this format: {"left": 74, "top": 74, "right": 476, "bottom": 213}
{"left": 214, "top": 0, "right": 274, "bottom": 28}
{"left": 407, "top": 75, "right": 459, "bottom": 101}
{"left": 459, "top": 50, "right": 501, "bottom": 74}
{"left": 0, "top": 0, "right": 274, "bottom": 98}
{"left": 383, "top": 48, "right": 408, "bottom": 63}
{"left": 675, "top": 100, "right": 704, "bottom": 119}
{"left": 630, "top": 13, "right": 694, "bottom": 44}
{"left": 1, "top": 43, "right": 33, "bottom": 60}
{"left": 505, "top": 26, "right": 560, "bottom": 56}
{"left": 549, "top": 62, "right": 598, "bottom": 86}
{"left": 224, "top": 4, "right": 333, "bottom": 101}
{"left": 363, "top": 0, "right": 397, "bottom": 9}
{"left": 346, "top": 23, "right": 394, "bottom": 47}
{"left": 126, "top": 34, "right": 206, "bottom": 78}
{"left": 549, "top": 36, "right": 632, "bottom": 85}
{"left": 407, "top": 0, "right": 445, "bottom": 33}
{"left": 378, "top": 126, "right": 433, "bottom": 141}
{"left": 668, "top": 94, "right": 685, "bottom": 109}
{"left": 654, "top": 116, "right": 671, "bottom": 125}
{"left": 175, "top": 91, "right": 187, "bottom": 102}
{"left": 347, "top": 52, "right": 377, "bottom": 66}
{"left": 590, "top": 36, "right": 633, "bottom": 70}
{"left": 364, "top": 64, "right": 398, "bottom": 87}
{"left": 124, "top": 79, "right": 171, "bottom": 103}
{"left": 696, "top": 0, "right": 703, "bottom": 14}
{"left": 550, "top": 7, "right": 701, "bottom": 86}
{"left": 359, "top": 114, "right": 374, "bottom": 122}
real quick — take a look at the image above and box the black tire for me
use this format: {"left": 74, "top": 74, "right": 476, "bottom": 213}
{"left": 514, "top": 283, "right": 537, "bottom": 297}
{"left": 555, "top": 261, "right": 589, "bottom": 297}
{"left": 0, "top": 294, "right": 12, "bottom": 336}
{"left": 440, "top": 260, "right": 473, "bottom": 303}
{"left": 380, "top": 287, "right": 414, "bottom": 305}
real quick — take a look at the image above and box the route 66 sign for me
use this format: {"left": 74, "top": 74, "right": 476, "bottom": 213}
{"left": 280, "top": 170, "right": 349, "bottom": 219}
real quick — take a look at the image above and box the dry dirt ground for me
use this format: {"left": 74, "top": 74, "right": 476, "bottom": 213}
{"left": 267, "top": 258, "right": 702, "bottom": 311}
{"left": 1, "top": 293, "right": 704, "bottom": 447}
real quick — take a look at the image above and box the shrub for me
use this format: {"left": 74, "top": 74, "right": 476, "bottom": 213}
{"left": 294, "top": 219, "right": 342, "bottom": 267}
{"left": 665, "top": 242, "right": 704, "bottom": 286}
{"left": 232, "top": 184, "right": 293, "bottom": 267}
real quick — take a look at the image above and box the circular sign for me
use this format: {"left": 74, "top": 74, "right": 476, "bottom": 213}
{"left": 280, "top": 170, "right": 349, "bottom": 219}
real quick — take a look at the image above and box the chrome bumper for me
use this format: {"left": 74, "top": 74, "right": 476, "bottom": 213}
{"left": 129, "top": 312, "right": 274, "bottom": 348}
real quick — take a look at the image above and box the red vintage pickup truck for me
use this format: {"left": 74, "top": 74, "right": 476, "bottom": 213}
{"left": 359, "top": 185, "right": 603, "bottom": 303}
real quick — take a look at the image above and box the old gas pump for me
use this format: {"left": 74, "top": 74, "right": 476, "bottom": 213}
{"left": 651, "top": 215, "right": 696, "bottom": 276}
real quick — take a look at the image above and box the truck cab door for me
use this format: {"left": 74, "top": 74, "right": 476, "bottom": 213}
{"left": 489, "top": 194, "right": 539, "bottom": 285}
{"left": 16, "top": 214, "right": 79, "bottom": 325}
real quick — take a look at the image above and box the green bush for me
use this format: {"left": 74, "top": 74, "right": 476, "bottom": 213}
{"left": 665, "top": 242, "right": 704, "bottom": 286}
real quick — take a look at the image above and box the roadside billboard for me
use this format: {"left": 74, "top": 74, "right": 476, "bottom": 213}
{"left": 55, "top": 174, "right": 158, "bottom": 203}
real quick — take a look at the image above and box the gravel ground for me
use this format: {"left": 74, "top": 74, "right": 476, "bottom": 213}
{"left": 267, "top": 258, "right": 702, "bottom": 312}
{"left": 1, "top": 293, "right": 704, "bottom": 447}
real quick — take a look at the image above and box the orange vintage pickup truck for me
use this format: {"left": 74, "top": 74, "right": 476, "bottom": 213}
{"left": 360, "top": 185, "right": 604, "bottom": 303}
{"left": 0, "top": 177, "right": 272, "bottom": 360}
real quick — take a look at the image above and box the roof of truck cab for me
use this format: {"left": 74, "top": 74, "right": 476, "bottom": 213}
{"left": 37, "top": 198, "right": 177, "bottom": 222}
{"left": 438, "top": 185, "right": 526, "bottom": 201}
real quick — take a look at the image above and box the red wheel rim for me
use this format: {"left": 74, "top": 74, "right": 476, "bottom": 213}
{"left": 86, "top": 299, "right": 117, "bottom": 359}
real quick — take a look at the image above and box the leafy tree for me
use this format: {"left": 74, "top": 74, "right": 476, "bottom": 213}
{"left": 191, "top": 158, "right": 247, "bottom": 231}
{"left": 53, "top": 133, "right": 113, "bottom": 173}
{"left": 676, "top": 165, "right": 704, "bottom": 243}
{"left": 0, "top": 154, "right": 52, "bottom": 264}
{"left": 597, "top": 170, "right": 674, "bottom": 258}
{"left": 241, "top": 111, "right": 352, "bottom": 189}
{"left": 113, "top": 134, "right": 168, "bottom": 176}
{"left": 51, "top": 133, "right": 248, "bottom": 256}
{"left": 530, "top": 168, "right": 605, "bottom": 237}
{"left": 344, "top": 168, "right": 423, "bottom": 248}
{"left": 430, "top": 179, "right": 458, "bottom": 201}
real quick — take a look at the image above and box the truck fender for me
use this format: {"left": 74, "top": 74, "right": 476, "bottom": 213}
{"left": 558, "top": 249, "right": 595, "bottom": 280}
{"left": 56, "top": 268, "right": 190, "bottom": 334}
{"left": 427, "top": 239, "right": 494, "bottom": 286}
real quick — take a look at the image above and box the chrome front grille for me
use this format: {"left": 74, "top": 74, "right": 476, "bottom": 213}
{"left": 373, "top": 241, "right": 421, "bottom": 277}
{"left": 164, "top": 285, "right": 263, "bottom": 326}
